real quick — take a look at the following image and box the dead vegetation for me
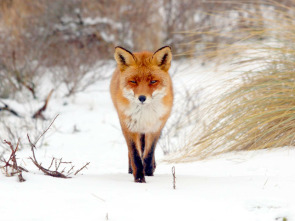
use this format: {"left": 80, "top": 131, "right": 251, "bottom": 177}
{"left": 1, "top": 0, "right": 295, "bottom": 164}
{"left": 32, "top": 89, "right": 54, "bottom": 120}
{"left": 28, "top": 134, "right": 90, "bottom": 178}
{"left": 170, "top": 0, "right": 295, "bottom": 161}
{"left": 1, "top": 138, "right": 27, "bottom": 182}
{"left": 27, "top": 115, "right": 90, "bottom": 179}
{"left": 2, "top": 0, "right": 290, "bottom": 99}
{"left": 27, "top": 135, "right": 90, "bottom": 179}
{"left": 160, "top": 85, "right": 200, "bottom": 155}
{"left": 172, "top": 166, "right": 176, "bottom": 189}
{"left": 1, "top": 115, "right": 90, "bottom": 181}
{"left": 0, "top": 100, "right": 21, "bottom": 117}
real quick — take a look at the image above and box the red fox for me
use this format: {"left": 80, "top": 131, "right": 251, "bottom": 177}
{"left": 110, "top": 46, "right": 173, "bottom": 182}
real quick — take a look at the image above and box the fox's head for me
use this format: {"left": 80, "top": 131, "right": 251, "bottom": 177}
{"left": 114, "top": 46, "right": 172, "bottom": 106}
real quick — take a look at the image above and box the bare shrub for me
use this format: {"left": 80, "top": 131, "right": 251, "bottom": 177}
{"left": 27, "top": 115, "right": 90, "bottom": 178}
{"left": 1, "top": 115, "right": 90, "bottom": 181}
{"left": 82, "top": 0, "right": 163, "bottom": 52}
{"left": 2, "top": 0, "right": 284, "bottom": 100}
{"left": 0, "top": 100, "right": 21, "bottom": 117}
{"left": 0, "top": 118, "right": 24, "bottom": 157}
{"left": 28, "top": 136, "right": 90, "bottom": 178}
{"left": 1, "top": 138, "right": 28, "bottom": 182}
{"left": 0, "top": 0, "right": 109, "bottom": 98}
{"left": 32, "top": 89, "right": 54, "bottom": 119}
{"left": 0, "top": 37, "right": 47, "bottom": 99}
{"left": 0, "top": 0, "right": 51, "bottom": 99}
{"left": 49, "top": 45, "right": 109, "bottom": 97}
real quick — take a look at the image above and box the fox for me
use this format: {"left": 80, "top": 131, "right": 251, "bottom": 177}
{"left": 110, "top": 46, "right": 173, "bottom": 183}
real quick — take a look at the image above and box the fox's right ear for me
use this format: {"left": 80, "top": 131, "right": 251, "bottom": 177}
{"left": 152, "top": 46, "right": 172, "bottom": 71}
{"left": 114, "top": 46, "right": 136, "bottom": 71}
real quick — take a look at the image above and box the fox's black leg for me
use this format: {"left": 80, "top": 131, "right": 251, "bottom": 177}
{"left": 130, "top": 140, "right": 145, "bottom": 182}
{"left": 144, "top": 141, "right": 156, "bottom": 176}
{"left": 140, "top": 133, "right": 145, "bottom": 156}
{"left": 123, "top": 131, "right": 145, "bottom": 183}
{"left": 128, "top": 154, "right": 133, "bottom": 174}
{"left": 143, "top": 134, "right": 159, "bottom": 176}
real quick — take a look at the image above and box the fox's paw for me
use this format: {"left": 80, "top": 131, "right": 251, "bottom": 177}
{"left": 144, "top": 167, "right": 154, "bottom": 176}
{"left": 134, "top": 177, "right": 146, "bottom": 183}
{"left": 145, "top": 171, "right": 154, "bottom": 176}
{"left": 134, "top": 171, "right": 146, "bottom": 183}
{"left": 144, "top": 163, "right": 155, "bottom": 176}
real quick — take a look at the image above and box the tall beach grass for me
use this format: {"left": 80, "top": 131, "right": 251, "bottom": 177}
{"left": 172, "top": 0, "right": 295, "bottom": 161}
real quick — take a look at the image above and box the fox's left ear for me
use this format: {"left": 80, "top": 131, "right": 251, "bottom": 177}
{"left": 152, "top": 46, "right": 172, "bottom": 71}
{"left": 114, "top": 46, "right": 136, "bottom": 71}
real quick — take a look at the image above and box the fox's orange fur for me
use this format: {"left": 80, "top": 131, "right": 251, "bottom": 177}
{"left": 110, "top": 46, "right": 173, "bottom": 182}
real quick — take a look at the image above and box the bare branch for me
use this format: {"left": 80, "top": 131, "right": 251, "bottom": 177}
{"left": 32, "top": 89, "right": 54, "bottom": 120}
{"left": 0, "top": 100, "right": 21, "bottom": 118}
{"left": 67, "top": 165, "right": 75, "bottom": 174}
{"left": 27, "top": 133, "right": 70, "bottom": 178}
{"left": 34, "top": 114, "right": 59, "bottom": 146}
{"left": 172, "top": 166, "right": 176, "bottom": 190}
{"left": 1, "top": 138, "right": 27, "bottom": 182}
{"left": 48, "top": 157, "right": 55, "bottom": 170}
{"left": 74, "top": 162, "right": 90, "bottom": 175}
{"left": 27, "top": 115, "right": 90, "bottom": 178}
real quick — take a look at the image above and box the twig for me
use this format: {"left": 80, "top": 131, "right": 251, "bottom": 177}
{"left": 32, "top": 89, "right": 54, "bottom": 120}
{"left": 2, "top": 138, "right": 27, "bottom": 182}
{"left": 27, "top": 115, "right": 90, "bottom": 178}
{"left": 48, "top": 158, "right": 55, "bottom": 170}
{"left": 67, "top": 165, "right": 75, "bottom": 174}
{"left": 34, "top": 114, "right": 59, "bottom": 145}
{"left": 27, "top": 115, "right": 70, "bottom": 178}
{"left": 172, "top": 166, "right": 176, "bottom": 189}
{"left": 28, "top": 133, "right": 70, "bottom": 178}
{"left": 91, "top": 193, "right": 106, "bottom": 202}
{"left": 74, "top": 162, "right": 90, "bottom": 175}
{"left": 1, "top": 161, "right": 29, "bottom": 173}
{"left": 55, "top": 158, "right": 72, "bottom": 171}
{"left": 0, "top": 100, "right": 21, "bottom": 117}
{"left": 56, "top": 158, "right": 61, "bottom": 171}
{"left": 263, "top": 177, "right": 269, "bottom": 188}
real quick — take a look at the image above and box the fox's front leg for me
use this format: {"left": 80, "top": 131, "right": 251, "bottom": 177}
{"left": 125, "top": 133, "right": 145, "bottom": 183}
{"left": 128, "top": 153, "right": 132, "bottom": 174}
{"left": 143, "top": 133, "right": 160, "bottom": 176}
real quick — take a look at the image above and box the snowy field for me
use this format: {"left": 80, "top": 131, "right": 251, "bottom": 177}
{"left": 0, "top": 61, "right": 294, "bottom": 221}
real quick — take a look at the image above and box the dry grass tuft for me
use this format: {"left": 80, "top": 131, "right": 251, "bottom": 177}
{"left": 171, "top": 0, "right": 295, "bottom": 161}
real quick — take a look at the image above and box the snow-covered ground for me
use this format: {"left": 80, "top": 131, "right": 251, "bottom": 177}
{"left": 0, "top": 61, "right": 294, "bottom": 221}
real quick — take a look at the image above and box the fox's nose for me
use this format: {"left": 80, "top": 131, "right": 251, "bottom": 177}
{"left": 138, "top": 95, "right": 146, "bottom": 103}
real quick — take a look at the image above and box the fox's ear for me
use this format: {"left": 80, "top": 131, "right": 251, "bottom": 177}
{"left": 152, "top": 46, "right": 172, "bottom": 71}
{"left": 114, "top": 46, "right": 136, "bottom": 70}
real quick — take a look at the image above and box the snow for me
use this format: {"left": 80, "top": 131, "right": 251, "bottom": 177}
{"left": 0, "top": 61, "right": 294, "bottom": 221}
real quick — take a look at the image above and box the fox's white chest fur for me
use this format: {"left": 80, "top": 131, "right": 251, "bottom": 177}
{"left": 121, "top": 88, "right": 168, "bottom": 133}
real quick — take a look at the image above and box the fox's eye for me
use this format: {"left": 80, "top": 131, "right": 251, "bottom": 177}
{"left": 130, "top": 80, "right": 137, "bottom": 84}
{"left": 150, "top": 80, "right": 158, "bottom": 84}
